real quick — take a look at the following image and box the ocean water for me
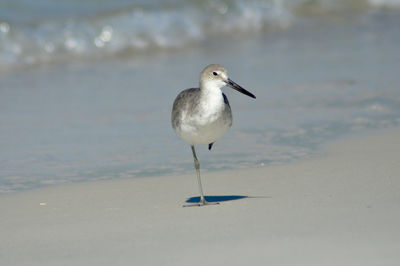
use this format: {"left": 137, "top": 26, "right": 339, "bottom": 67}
{"left": 1, "top": 0, "right": 400, "bottom": 70}
{"left": 1, "top": 0, "right": 400, "bottom": 193}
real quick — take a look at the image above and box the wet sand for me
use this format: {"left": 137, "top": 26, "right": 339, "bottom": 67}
{"left": 1, "top": 128, "right": 399, "bottom": 265}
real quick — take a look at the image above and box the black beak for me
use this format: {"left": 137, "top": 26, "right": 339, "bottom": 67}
{"left": 226, "top": 78, "right": 256, "bottom": 99}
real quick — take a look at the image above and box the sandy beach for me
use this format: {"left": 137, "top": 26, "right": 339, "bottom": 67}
{"left": 1, "top": 3, "right": 400, "bottom": 265}
{"left": 1, "top": 128, "right": 399, "bottom": 265}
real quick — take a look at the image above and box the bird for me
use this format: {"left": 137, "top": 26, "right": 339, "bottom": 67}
{"left": 171, "top": 64, "right": 256, "bottom": 206}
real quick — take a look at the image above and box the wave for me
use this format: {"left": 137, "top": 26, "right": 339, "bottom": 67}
{"left": 0, "top": 0, "right": 399, "bottom": 70}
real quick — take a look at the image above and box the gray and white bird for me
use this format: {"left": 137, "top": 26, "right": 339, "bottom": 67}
{"left": 171, "top": 64, "right": 256, "bottom": 206}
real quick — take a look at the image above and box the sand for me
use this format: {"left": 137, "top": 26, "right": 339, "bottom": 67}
{"left": 1, "top": 128, "right": 400, "bottom": 266}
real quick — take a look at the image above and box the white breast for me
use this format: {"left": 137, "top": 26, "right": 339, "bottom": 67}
{"left": 177, "top": 84, "right": 232, "bottom": 145}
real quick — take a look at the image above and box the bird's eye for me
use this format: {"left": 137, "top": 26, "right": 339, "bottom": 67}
{"left": 213, "top": 72, "right": 218, "bottom": 76}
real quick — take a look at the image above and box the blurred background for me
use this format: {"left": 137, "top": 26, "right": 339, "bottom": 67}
{"left": 1, "top": 0, "right": 400, "bottom": 193}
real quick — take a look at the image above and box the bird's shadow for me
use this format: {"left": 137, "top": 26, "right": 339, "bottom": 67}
{"left": 185, "top": 195, "right": 267, "bottom": 203}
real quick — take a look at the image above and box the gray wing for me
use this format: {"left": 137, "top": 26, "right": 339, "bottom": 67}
{"left": 171, "top": 88, "right": 200, "bottom": 130}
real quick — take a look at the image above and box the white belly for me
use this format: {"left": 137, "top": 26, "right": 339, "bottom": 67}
{"left": 177, "top": 114, "right": 231, "bottom": 145}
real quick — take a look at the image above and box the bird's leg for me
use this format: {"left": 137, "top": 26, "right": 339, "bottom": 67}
{"left": 183, "top": 145, "right": 219, "bottom": 207}
{"left": 191, "top": 145, "right": 207, "bottom": 205}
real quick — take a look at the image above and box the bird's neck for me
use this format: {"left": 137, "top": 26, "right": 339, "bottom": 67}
{"left": 200, "top": 80, "right": 223, "bottom": 96}
{"left": 199, "top": 81, "right": 224, "bottom": 111}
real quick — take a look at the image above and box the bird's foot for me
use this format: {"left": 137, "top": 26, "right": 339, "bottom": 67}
{"left": 183, "top": 200, "right": 220, "bottom": 207}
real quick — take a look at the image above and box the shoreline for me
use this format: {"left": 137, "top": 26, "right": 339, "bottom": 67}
{"left": 1, "top": 124, "right": 396, "bottom": 197}
{"left": 1, "top": 127, "right": 399, "bottom": 265}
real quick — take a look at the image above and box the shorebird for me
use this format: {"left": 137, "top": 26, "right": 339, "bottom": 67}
{"left": 171, "top": 64, "right": 256, "bottom": 206}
